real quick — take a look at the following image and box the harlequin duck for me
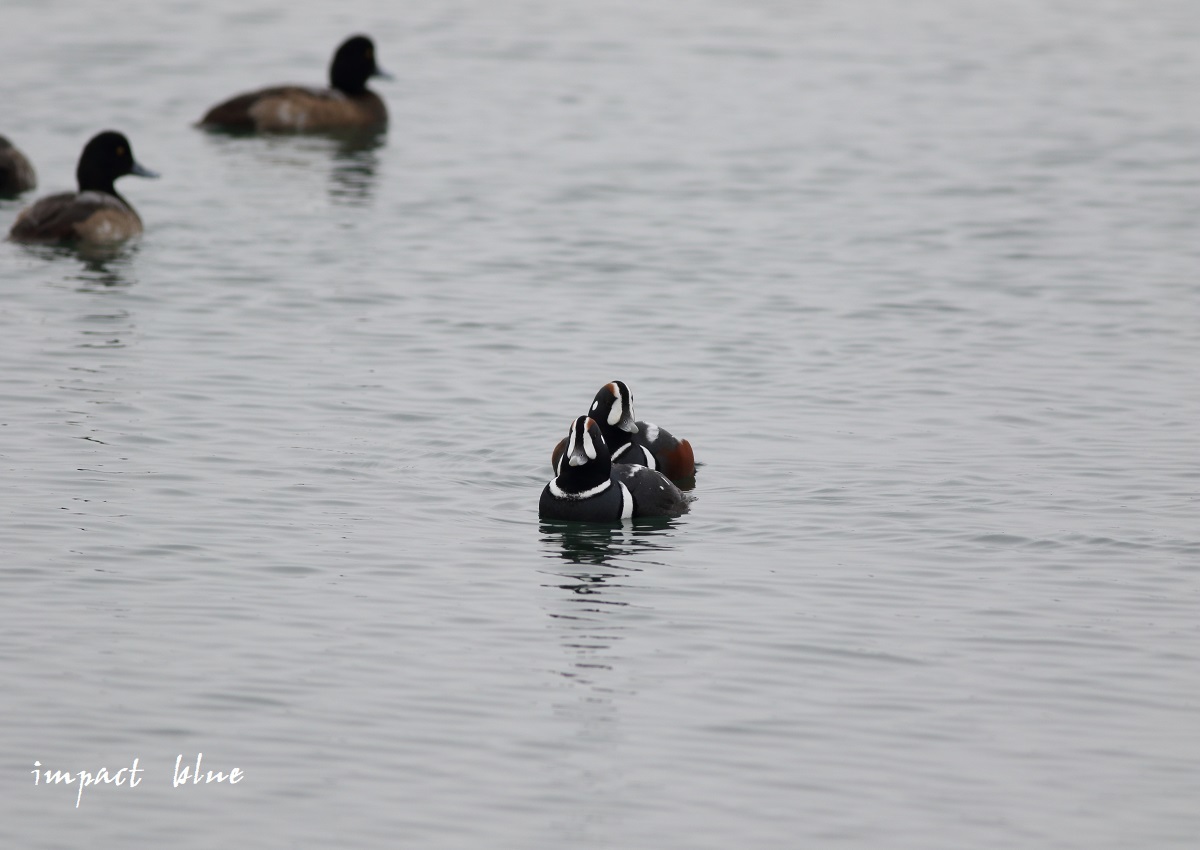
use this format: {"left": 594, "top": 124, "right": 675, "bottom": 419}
{"left": 9, "top": 131, "right": 157, "bottom": 244}
{"left": 540, "top": 416, "right": 691, "bottom": 522}
{"left": 551, "top": 381, "right": 696, "bottom": 483}
{"left": 199, "top": 35, "right": 390, "bottom": 132}
{"left": 0, "top": 135, "right": 36, "bottom": 196}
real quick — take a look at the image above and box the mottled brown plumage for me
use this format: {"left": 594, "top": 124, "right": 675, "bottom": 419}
{"left": 0, "top": 135, "right": 37, "bottom": 197}
{"left": 10, "top": 191, "right": 142, "bottom": 243}
{"left": 9, "top": 131, "right": 156, "bottom": 245}
{"left": 199, "top": 36, "right": 389, "bottom": 132}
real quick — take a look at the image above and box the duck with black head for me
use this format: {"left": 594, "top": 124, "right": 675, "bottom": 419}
{"left": 198, "top": 35, "right": 391, "bottom": 132}
{"left": 0, "top": 135, "right": 37, "bottom": 197}
{"left": 551, "top": 381, "right": 697, "bottom": 484}
{"left": 8, "top": 131, "right": 157, "bottom": 244}
{"left": 541, "top": 416, "right": 691, "bottom": 522}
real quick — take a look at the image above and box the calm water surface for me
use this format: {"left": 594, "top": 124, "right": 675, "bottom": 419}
{"left": 2, "top": 1, "right": 1199, "bottom": 847}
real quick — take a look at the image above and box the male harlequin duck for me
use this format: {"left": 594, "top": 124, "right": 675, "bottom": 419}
{"left": 540, "top": 416, "right": 691, "bottom": 522}
{"left": 199, "top": 35, "right": 390, "bottom": 132}
{"left": 0, "top": 136, "right": 37, "bottom": 196}
{"left": 9, "top": 131, "right": 157, "bottom": 244}
{"left": 551, "top": 381, "right": 696, "bottom": 483}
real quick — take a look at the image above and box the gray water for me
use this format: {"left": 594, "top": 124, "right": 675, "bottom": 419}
{"left": 2, "top": 0, "right": 1199, "bottom": 847}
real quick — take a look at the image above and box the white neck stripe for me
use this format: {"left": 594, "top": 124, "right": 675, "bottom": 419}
{"left": 549, "top": 478, "right": 612, "bottom": 500}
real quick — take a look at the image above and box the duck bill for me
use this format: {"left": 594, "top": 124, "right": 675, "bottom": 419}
{"left": 567, "top": 443, "right": 590, "bottom": 467}
{"left": 373, "top": 67, "right": 395, "bottom": 81}
{"left": 130, "top": 161, "right": 159, "bottom": 179}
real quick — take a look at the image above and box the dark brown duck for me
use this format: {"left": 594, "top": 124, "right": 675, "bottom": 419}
{"left": 9, "top": 131, "right": 157, "bottom": 244}
{"left": 199, "top": 35, "right": 390, "bottom": 132}
{"left": 0, "top": 135, "right": 37, "bottom": 197}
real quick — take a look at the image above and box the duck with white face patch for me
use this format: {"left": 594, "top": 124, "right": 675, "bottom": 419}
{"left": 550, "top": 381, "right": 696, "bottom": 484}
{"left": 540, "top": 416, "right": 690, "bottom": 522}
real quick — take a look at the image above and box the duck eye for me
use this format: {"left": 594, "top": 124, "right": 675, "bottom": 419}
{"left": 116, "top": 146, "right": 126, "bottom": 156}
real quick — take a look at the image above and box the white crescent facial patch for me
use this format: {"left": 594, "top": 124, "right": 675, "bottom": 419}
{"left": 567, "top": 419, "right": 598, "bottom": 466}
{"left": 565, "top": 420, "right": 581, "bottom": 466}
{"left": 582, "top": 424, "right": 597, "bottom": 460}
{"left": 608, "top": 384, "right": 625, "bottom": 427}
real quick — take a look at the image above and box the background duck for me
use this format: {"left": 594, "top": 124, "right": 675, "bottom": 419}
{"left": 8, "top": 131, "right": 157, "bottom": 244}
{"left": 552, "top": 381, "right": 697, "bottom": 484}
{"left": 0, "top": 135, "right": 37, "bottom": 197}
{"left": 198, "top": 35, "right": 390, "bottom": 132}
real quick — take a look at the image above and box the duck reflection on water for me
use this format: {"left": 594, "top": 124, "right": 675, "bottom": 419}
{"left": 539, "top": 516, "right": 680, "bottom": 568}
{"left": 15, "top": 240, "right": 140, "bottom": 290}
